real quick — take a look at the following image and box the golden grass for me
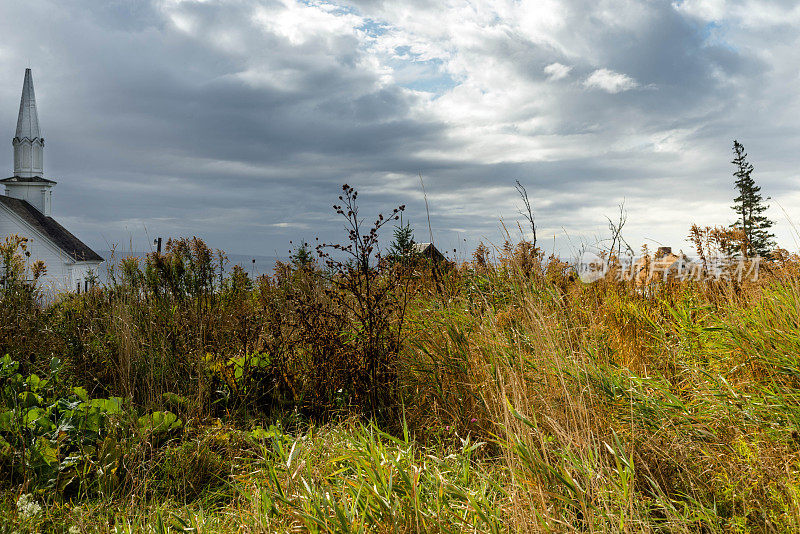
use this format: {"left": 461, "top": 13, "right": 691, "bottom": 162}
{"left": 3, "top": 236, "right": 800, "bottom": 532}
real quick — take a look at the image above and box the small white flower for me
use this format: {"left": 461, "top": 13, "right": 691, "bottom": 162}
{"left": 16, "top": 493, "right": 43, "bottom": 519}
{"left": 69, "top": 526, "right": 81, "bottom": 534}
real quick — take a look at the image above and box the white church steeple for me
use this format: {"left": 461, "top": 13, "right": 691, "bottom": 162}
{"left": 13, "top": 68, "right": 44, "bottom": 178}
{"left": 3, "top": 69, "right": 55, "bottom": 216}
{"left": 0, "top": 68, "right": 102, "bottom": 293}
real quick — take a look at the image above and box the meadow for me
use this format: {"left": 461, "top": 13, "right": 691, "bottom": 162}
{"left": 2, "top": 196, "right": 800, "bottom": 532}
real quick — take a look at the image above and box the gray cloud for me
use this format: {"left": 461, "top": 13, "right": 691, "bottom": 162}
{"left": 0, "top": 0, "right": 798, "bottom": 259}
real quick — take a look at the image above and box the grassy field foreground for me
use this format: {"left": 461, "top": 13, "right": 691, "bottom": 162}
{"left": 2, "top": 226, "right": 800, "bottom": 532}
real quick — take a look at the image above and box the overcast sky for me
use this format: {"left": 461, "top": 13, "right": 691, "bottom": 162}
{"left": 1, "top": 0, "right": 798, "bottom": 259}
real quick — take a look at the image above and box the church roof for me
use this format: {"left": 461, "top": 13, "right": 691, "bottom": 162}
{"left": 15, "top": 69, "right": 41, "bottom": 141}
{"left": 412, "top": 242, "right": 446, "bottom": 261}
{"left": 1, "top": 176, "right": 56, "bottom": 184}
{"left": 0, "top": 196, "right": 103, "bottom": 262}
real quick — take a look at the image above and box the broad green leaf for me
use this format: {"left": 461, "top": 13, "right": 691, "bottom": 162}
{"left": 0, "top": 354, "right": 18, "bottom": 375}
{"left": 58, "top": 398, "right": 81, "bottom": 411}
{"left": 91, "top": 397, "right": 123, "bottom": 414}
{"left": 82, "top": 409, "right": 104, "bottom": 433}
{"left": 138, "top": 410, "right": 182, "bottom": 435}
{"left": 19, "top": 391, "right": 42, "bottom": 408}
{"left": 26, "top": 374, "right": 41, "bottom": 391}
{"left": 23, "top": 406, "right": 47, "bottom": 428}
{"left": 0, "top": 410, "right": 13, "bottom": 432}
{"left": 35, "top": 436, "right": 58, "bottom": 466}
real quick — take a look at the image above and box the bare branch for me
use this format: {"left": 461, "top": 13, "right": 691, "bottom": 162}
{"left": 515, "top": 180, "right": 537, "bottom": 249}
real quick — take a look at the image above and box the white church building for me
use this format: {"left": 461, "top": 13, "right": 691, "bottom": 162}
{"left": 0, "top": 69, "right": 102, "bottom": 292}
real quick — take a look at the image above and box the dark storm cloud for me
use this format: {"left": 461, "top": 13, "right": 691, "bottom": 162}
{"left": 0, "top": 0, "right": 798, "bottom": 257}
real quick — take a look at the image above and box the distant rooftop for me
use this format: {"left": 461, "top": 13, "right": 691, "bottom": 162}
{"left": 412, "top": 242, "right": 446, "bottom": 261}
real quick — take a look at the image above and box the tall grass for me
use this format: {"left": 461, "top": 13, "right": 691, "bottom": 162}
{"left": 3, "top": 223, "right": 800, "bottom": 531}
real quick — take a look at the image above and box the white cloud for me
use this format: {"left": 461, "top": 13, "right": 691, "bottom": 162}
{"left": 543, "top": 62, "right": 572, "bottom": 80}
{"left": 672, "top": 0, "right": 727, "bottom": 21}
{"left": 583, "top": 68, "right": 639, "bottom": 93}
{"left": 271, "top": 222, "right": 310, "bottom": 229}
{"left": 673, "top": 0, "right": 800, "bottom": 28}
{"left": 252, "top": 1, "right": 363, "bottom": 47}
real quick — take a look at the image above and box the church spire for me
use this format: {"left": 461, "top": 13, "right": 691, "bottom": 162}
{"left": 13, "top": 68, "right": 44, "bottom": 178}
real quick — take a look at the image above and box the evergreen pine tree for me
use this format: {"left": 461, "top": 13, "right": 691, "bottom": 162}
{"left": 291, "top": 241, "right": 314, "bottom": 267}
{"left": 730, "top": 140, "right": 775, "bottom": 256}
{"left": 388, "top": 223, "right": 415, "bottom": 263}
